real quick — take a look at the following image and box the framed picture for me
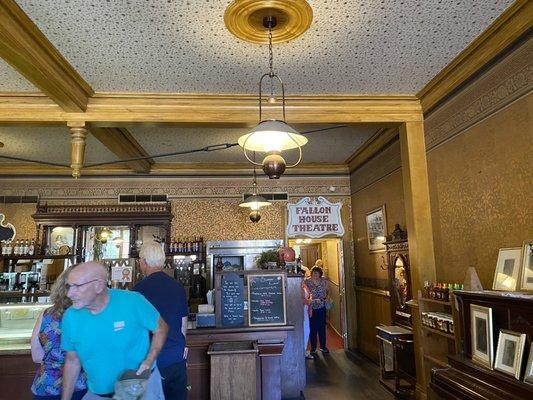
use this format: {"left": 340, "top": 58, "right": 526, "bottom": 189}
{"left": 470, "top": 304, "right": 494, "bottom": 369}
{"left": 366, "top": 205, "right": 387, "bottom": 253}
{"left": 519, "top": 240, "right": 533, "bottom": 291}
{"left": 494, "top": 329, "right": 527, "bottom": 379}
{"left": 524, "top": 347, "right": 533, "bottom": 385}
{"left": 492, "top": 247, "right": 522, "bottom": 291}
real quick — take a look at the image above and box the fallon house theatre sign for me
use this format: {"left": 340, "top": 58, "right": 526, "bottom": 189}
{"left": 287, "top": 197, "right": 345, "bottom": 238}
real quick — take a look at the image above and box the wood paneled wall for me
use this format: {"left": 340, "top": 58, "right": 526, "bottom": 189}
{"left": 355, "top": 287, "right": 391, "bottom": 361}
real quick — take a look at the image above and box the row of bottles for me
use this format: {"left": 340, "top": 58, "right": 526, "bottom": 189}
{"left": 422, "top": 281, "right": 464, "bottom": 302}
{"left": 421, "top": 311, "right": 454, "bottom": 335}
{"left": 1, "top": 239, "right": 36, "bottom": 256}
{"left": 169, "top": 237, "right": 203, "bottom": 253}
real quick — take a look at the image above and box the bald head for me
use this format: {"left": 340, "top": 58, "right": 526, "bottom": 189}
{"left": 67, "top": 261, "right": 109, "bottom": 311}
{"left": 70, "top": 261, "right": 108, "bottom": 281}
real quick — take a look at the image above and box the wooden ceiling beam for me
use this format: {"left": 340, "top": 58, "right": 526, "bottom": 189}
{"left": 89, "top": 127, "right": 153, "bottom": 173}
{"left": 0, "top": 93, "right": 422, "bottom": 123}
{"left": 0, "top": 162, "right": 348, "bottom": 176}
{"left": 345, "top": 127, "right": 398, "bottom": 173}
{"left": 0, "top": 0, "right": 93, "bottom": 112}
{"left": 417, "top": 0, "right": 532, "bottom": 113}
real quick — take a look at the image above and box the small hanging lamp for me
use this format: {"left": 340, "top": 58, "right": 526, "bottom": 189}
{"left": 239, "top": 160, "right": 271, "bottom": 222}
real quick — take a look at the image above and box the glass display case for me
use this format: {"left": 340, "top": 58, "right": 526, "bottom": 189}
{"left": 0, "top": 303, "right": 50, "bottom": 350}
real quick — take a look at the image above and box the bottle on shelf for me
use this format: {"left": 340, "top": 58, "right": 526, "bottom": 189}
{"left": 177, "top": 239, "right": 183, "bottom": 253}
{"left": 28, "top": 240, "right": 35, "bottom": 256}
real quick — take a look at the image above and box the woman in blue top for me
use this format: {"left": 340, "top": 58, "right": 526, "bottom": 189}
{"left": 30, "top": 267, "right": 87, "bottom": 400}
{"left": 304, "top": 264, "right": 330, "bottom": 355}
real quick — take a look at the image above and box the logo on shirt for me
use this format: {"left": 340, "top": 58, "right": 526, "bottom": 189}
{"left": 114, "top": 321, "right": 125, "bottom": 331}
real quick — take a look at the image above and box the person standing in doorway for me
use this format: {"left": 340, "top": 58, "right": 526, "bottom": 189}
{"left": 60, "top": 262, "right": 168, "bottom": 400}
{"left": 304, "top": 265, "right": 329, "bottom": 355}
{"left": 134, "top": 242, "right": 189, "bottom": 400}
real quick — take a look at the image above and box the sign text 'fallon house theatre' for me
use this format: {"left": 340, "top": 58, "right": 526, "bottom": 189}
{"left": 286, "top": 197, "right": 345, "bottom": 238}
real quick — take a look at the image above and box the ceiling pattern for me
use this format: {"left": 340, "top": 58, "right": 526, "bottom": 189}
{"left": 0, "top": 58, "right": 39, "bottom": 92}
{"left": 1, "top": 0, "right": 512, "bottom": 94}
{"left": 133, "top": 124, "right": 377, "bottom": 163}
{"left": 0, "top": 124, "right": 377, "bottom": 166}
{"left": 0, "top": 126, "right": 117, "bottom": 164}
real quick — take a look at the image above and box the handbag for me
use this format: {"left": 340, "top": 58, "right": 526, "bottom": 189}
{"left": 324, "top": 297, "right": 333, "bottom": 311}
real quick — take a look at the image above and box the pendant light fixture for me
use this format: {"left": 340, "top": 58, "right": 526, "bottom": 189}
{"left": 239, "top": 154, "right": 271, "bottom": 222}
{"left": 237, "top": 15, "right": 308, "bottom": 179}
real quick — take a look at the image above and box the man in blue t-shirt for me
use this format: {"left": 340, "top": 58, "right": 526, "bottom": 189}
{"left": 60, "top": 262, "right": 168, "bottom": 400}
{"left": 134, "top": 242, "right": 189, "bottom": 400}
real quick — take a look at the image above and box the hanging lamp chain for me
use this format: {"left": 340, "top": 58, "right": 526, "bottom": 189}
{"left": 268, "top": 27, "right": 274, "bottom": 77}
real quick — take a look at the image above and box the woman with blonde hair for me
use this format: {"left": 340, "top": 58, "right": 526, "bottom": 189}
{"left": 30, "top": 266, "right": 87, "bottom": 400}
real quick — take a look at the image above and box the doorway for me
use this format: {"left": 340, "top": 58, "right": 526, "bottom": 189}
{"left": 290, "top": 237, "right": 347, "bottom": 350}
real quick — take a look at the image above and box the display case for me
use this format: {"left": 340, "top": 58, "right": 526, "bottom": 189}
{"left": 0, "top": 303, "right": 50, "bottom": 350}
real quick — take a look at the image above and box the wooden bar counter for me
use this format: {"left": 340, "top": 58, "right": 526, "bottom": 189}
{"left": 0, "top": 325, "right": 294, "bottom": 400}
{"left": 187, "top": 325, "right": 294, "bottom": 400}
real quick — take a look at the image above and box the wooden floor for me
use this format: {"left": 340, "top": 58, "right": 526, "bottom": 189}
{"left": 302, "top": 350, "right": 394, "bottom": 400}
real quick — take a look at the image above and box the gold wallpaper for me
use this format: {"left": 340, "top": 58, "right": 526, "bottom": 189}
{"left": 350, "top": 169, "right": 405, "bottom": 289}
{"left": 170, "top": 199, "right": 285, "bottom": 242}
{"left": 428, "top": 93, "right": 533, "bottom": 288}
{"left": 348, "top": 38, "right": 532, "bottom": 291}
{"left": 0, "top": 204, "right": 36, "bottom": 240}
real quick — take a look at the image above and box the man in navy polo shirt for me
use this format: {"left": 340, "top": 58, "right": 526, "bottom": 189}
{"left": 134, "top": 242, "right": 189, "bottom": 400}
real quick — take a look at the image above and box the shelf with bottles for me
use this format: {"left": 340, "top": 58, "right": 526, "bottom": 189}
{"left": 421, "top": 281, "right": 463, "bottom": 303}
{"left": 167, "top": 236, "right": 204, "bottom": 256}
{"left": 418, "top": 289, "right": 461, "bottom": 390}
{"left": 0, "top": 238, "right": 38, "bottom": 257}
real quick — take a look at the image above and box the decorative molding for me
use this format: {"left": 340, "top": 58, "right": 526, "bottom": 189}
{"left": 0, "top": 93, "right": 423, "bottom": 123}
{"left": 0, "top": 176, "right": 351, "bottom": 200}
{"left": 345, "top": 127, "right": 399, "bottom": 173}
{"left": 354, "top": 278, "right": 389, "bottom": 292}
{"left": 0, "top": 0, "right": 93, "bottom": 111}
{"left": 425, "top": 36, "right": 533, "bottom": 151}
{"left": 224, "top": 0, "right": 313, "bottom": 44}
{"left": 417, "top": 0, "right": 532, "bottom": 112}
{"left": 36, "top": 202, "right": 170, "bottom": 215}
{"left": 89, "top": 127, "right": 153, "bottom": 173}
{"left": 0, "top": 161, "right": 349, "bottom": 177}
{"left": 349, "top": 140, "right": 402, "bottom": 195}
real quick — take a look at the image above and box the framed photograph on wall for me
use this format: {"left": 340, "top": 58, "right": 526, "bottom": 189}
{"left": 366, "top": 205, "right": 387, "bottom": 253}
{"left": 494, "top": 329, "right": 527, "bottom": 379}
{"left": 492, "top": 247, "right": 522, "bottom": 291}
{"left": 519, "top": 240, "right": 533, "bottom": 291}
{"left": 470, "top": 304, "right": 494, "bottom": 369}
{"left": 523, "top": 347, "right": 533, "bottom": 385}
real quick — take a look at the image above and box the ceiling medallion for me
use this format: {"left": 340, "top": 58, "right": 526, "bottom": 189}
{"left": 224, "top": 0, "right": 313, "bottom": 44}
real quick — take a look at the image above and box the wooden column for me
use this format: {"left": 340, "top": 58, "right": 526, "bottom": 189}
{"left": 68, "top": 122, "right": 87, "bottom": 179}
{"left": 399, "top": 121, "right": 436, "bottom": 400}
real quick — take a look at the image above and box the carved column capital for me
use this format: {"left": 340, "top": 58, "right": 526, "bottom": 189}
{"left": 68, "top": 123, "right": 87, "bottom": 179}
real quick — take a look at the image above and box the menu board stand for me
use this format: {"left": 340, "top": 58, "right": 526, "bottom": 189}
{"left": 214, "top": 270, "right": 288, "bottom": 328}
{"left": 219, "top": 273, "right": 245, "bottom": 327}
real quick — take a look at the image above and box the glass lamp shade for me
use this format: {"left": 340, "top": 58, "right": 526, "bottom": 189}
{"left": 239, "top": 194, "right": 271, "bottom": 211}
{"left": 238, "top": 120, "right": 308, "bottom": 153}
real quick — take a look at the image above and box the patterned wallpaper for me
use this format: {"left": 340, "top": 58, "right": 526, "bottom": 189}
{"left": 428, "top": 94, "right": 533, "bottom": 287}
{"left": 349, "top": 36, "right": 533, "bottom": 290}
{"left": 0, "top": 178, "right": 353, "bottom": 269}
{"left": 0, "top": 204, "right": 36, "bottom": 241}
{"left": 350, "top": 169, "right": 405, "bottom": 290}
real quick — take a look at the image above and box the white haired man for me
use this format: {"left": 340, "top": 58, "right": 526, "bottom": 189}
{"left": 61, "top": 261, "right": 168, "bottom": 400}
{"left": 134, "top": 242, "right": 189, "bottom": 400}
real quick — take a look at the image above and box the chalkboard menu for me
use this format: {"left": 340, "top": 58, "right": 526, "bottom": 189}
{"left": 248, "top": 273, "right": 287, "bottom": 326}
{"left": 220, "top": 273, "right": 245, "bottom": 327}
